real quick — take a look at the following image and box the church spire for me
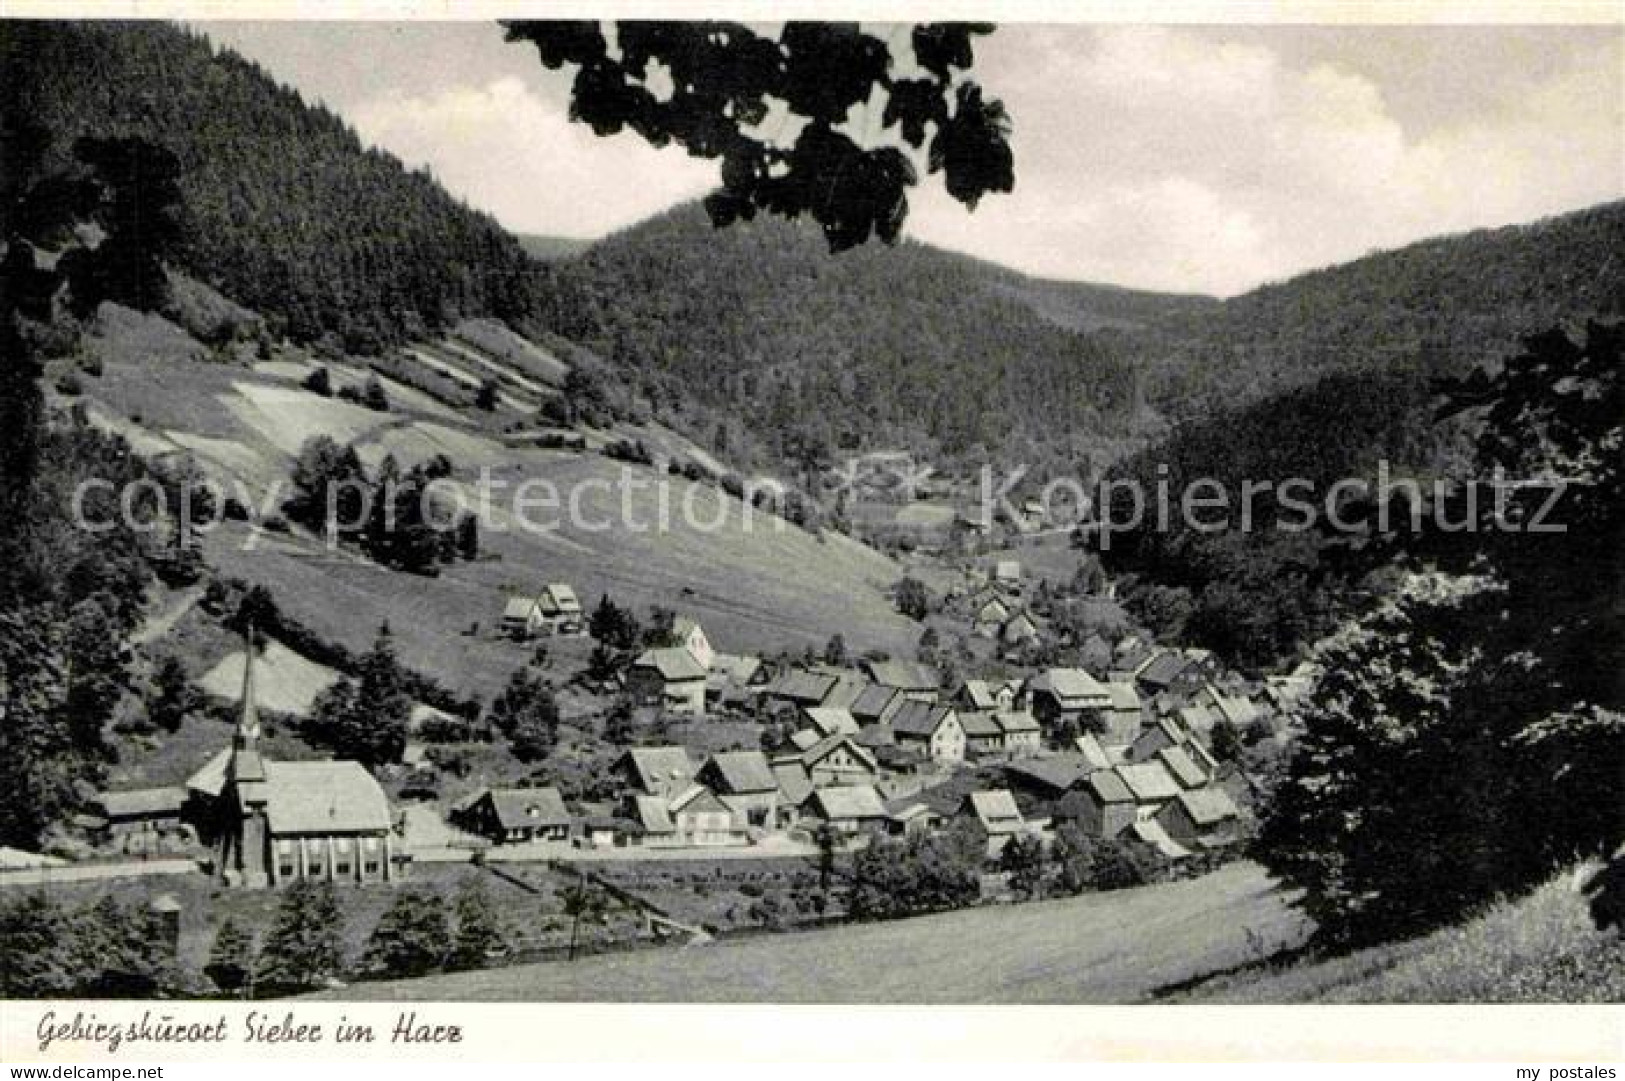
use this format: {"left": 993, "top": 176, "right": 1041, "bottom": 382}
{"left": 235, "top": 626, "right": 261, "bottom": 751}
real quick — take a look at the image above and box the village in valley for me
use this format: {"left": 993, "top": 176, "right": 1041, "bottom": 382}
{"left": 5, "top": 457, "right": 1313, "bottom": 992}
{"left": 3, "top": 18, "right": 1619, "bottom": 1011}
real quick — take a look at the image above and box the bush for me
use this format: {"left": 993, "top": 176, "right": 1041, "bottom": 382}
{"left": 301, "top": 367, "right": 334, "bottom": 397}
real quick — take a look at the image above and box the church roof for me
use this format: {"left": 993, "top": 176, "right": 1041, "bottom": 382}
{"left": 261, "top": 760, "right": 392, "bottom": 835}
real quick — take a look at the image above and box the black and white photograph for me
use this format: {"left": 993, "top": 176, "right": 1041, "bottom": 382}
{"left": 0, "top": 2, "right": 1621, "bottom": 1062}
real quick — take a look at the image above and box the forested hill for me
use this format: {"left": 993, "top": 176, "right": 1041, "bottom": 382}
{"left": 0, "top": 20, "right": 560, "bottom": 352}
{"left": 1146, "top": 200, "right": 1625, "bottom": 418}
{"left": 545, "top": 203, "right": 1212, "bottom": 461}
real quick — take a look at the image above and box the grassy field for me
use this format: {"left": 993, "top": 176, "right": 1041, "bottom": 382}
{"left": 83, "top": 312, "right": 922, "bottom": 698}
{"left": 311, "top": 861, "right": 1310, "bottom": 1003}
{"left": 1171, "top": 868, "right": 1625, "bottom": 1004}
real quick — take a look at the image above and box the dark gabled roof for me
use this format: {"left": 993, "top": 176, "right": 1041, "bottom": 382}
{"left": 890, "top": 699, "right": 956, "bottom": 738}
{"left": 958, "top": 710, "right": 1003, "bottom": 739}
{"left": 850, "top": 682, "right": 902, "bottom": 722}
{"left": 800, "top": 733, "right": 878, "bottom": 772}
{"left": 764, "top": 669, "right": 839, "bottom": 704}
{"left": 995, "top": 709, "right": 1040, "bottom": 734}
{"left": 1004, "top": 757, "right": 1087, "bottom": 794}
{"left": 863, "top": 658, "right": 940, "bottom": 693}
{"left": 771, "top": 762, "right": 814, "bottom": 807}
{"left": 619, "top": 746, "right": 696, "bottom": 791}
{"left": 852, "top": 723, "right": 895, "bottom": 749}
{"left": 815, "top": 668, "right": 870, "bottom": 710}
{"left": 701, "top": 750, "right": 777, "bottom": 794}
{"left": 670, "top": 784, "right": 731, "bottom": 817}
{"left": 483, "top": 787, "right": 570, "bottom": 831}
{"left": 1136, "top": 649, "right": 1195, "bottom": 688}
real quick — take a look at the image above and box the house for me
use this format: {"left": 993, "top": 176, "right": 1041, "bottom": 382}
{"left": 862, "top": 658, "right": 941, "bottom": 703}
{"left": 668, "top": 785, "right": 748, "bottom": 846}
{"left": 850, "top": 682, "right": 906, "bottom": 727}
{"left": 970, "top": 594, "right": 1011, "bottom": 636}
{"left": 499, "top": 595, "right": 543, "bottom": 639}
{"left": 1134, "top": 649, "right": 1205, "bottom": 698}
{"left": 811, "top": 665, "right": 871, "bottom": 710}
{"left": 625, "top": 647, "right": 708, "bottom": 716}
{"left": 1198, "top": 684, "right": 1264, "bottom": 732}
{"left": 804, "top": 784, "right": 890, "bottom": 836}
{"left": 1002, "top": 757, "right": 1088, "bottom": 813}
{"left": 576, "top": 815, "right": 642, "bottom": 850}
{"left": 670, "top": 616, "right": 714, "bottom": 670}
{"left": 614, "top": 746, "right": 697, "bottom": 799}
{"left": 1074, "top": 732, "right": 1114, "bottom": 771}
{"left": 205, "top": 638, "right": 395, "bottom": 888}
{"left": 1155, "top": 745, "right": 1210, "bottom": 790}
{"left": 453, "top": 787, "right": 571, "bottom": 844}
{"left": 1000, "top": 609, "right": 1042, "bottom": 648}
{"left": 697, "top": 750, "right": 779, "bottom": 830}
{"left": 761, "top": 669, "right": 840, "bottom": 711}
{"left": 993, "top": 560, "right": 1021, "bottom": 588}
{"left": 1126, "top": 818, "right": 1192, "bottom": 861}
{"left": 706, "top": 652, "right": 765, "bottom": 707}
{"left": 1155, "top": 786, "right": 1243, "bottom": 850}
{"left": 1026, "top": 668, "right": 1113, "bottom": 732}
{"left": 776, "top": 734, "right": 880, "bottom": 788}
{"left": 801, "top": 706, "right": 860, "bottom": 738}
{"left": 889, "top": 700, "right": 966, "bottom": 762}
{"left": 95, "top": 787, "right": 187, "bottom": 838}
{"left": 1129, "top": 714, "right": 1190, "bottom": 763}
{"left": 1098, "top": 680, "right": 1145, "bottom": 747}
{"left": 1116, "top": 760, "right": 1183, "bottom": 818}
{"left": 534, "top": 583, "right": 584, "bottom": 635}
{"left": 770, "top": 762, "right": 815, "bottom": 827}
{"left": 995, "top": 710, "right": 1042, "bottom": 754}
{"left": 1053, "top": 769, "right": 1137, "bottom": 839}
{"left": 958, "top": 710, "right": 1005, "bottom": 757}
{"left": 960, "top": 789, "right": 1027, "bottom": 857}
{"left": 953, "top": 678, "right": 1016, "bottom": 713}
{"left": 621, "top": 795, "right": 680, "bottom": 848}
{"left": 884, "top": 801, "right": 942, "bottom": 838}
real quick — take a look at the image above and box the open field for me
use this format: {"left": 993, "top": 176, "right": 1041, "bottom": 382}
{"left": 1172, "top": 868, "right": 1625, "bottom": 1004}
{"left": 81, "top": 312, "right": 922, "bottom": 696}
{"left": 311, "top": 861, "right": 1309, "bottom": 1003}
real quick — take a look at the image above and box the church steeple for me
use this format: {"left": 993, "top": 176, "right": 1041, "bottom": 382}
{"left": 226, "top": 628, "right": 265, "bottom": 783}
{"left": 234, "top": 627, "right": 261, "bottom": 750}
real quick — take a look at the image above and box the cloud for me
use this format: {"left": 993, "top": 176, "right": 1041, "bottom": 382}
{"left": 349, "top": 75, "right": 716, "bottom": 239}
{"left": 906, "top": 26, "right": 1623, "bottom": 296}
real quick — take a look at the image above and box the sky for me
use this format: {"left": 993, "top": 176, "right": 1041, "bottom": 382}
{"left": 195, "top": 21, "right": 1623, "bottom": 297}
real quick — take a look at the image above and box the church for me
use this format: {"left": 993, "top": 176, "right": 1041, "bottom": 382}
{"left": 186, "top": 635, "right": 398, "bottom": 888}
